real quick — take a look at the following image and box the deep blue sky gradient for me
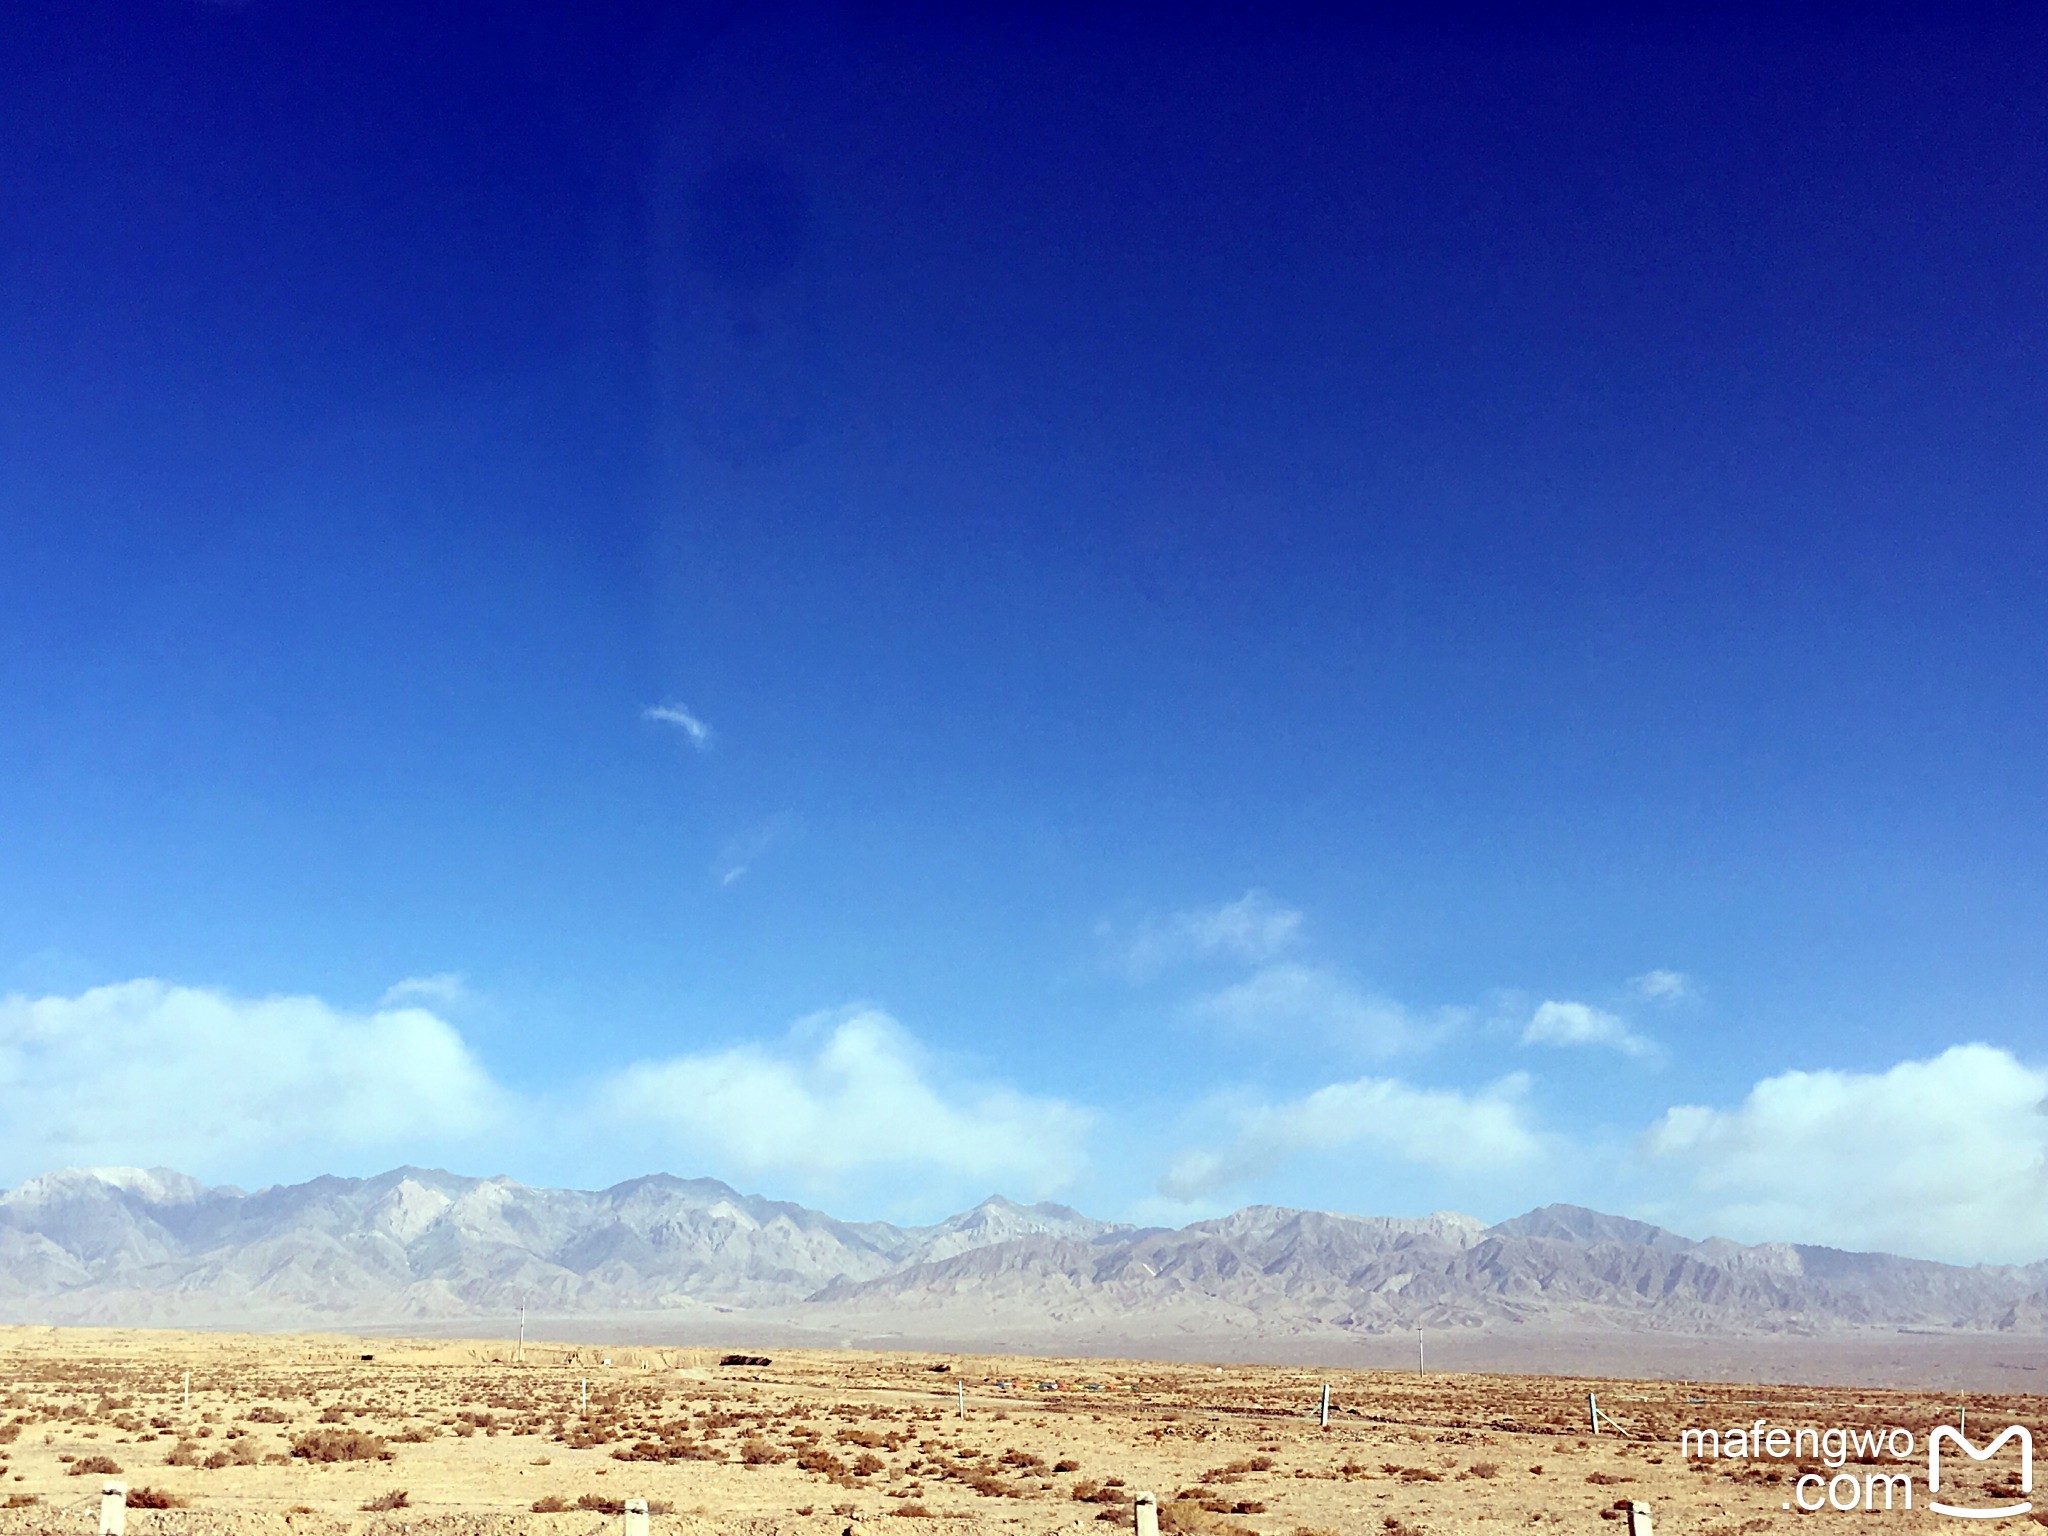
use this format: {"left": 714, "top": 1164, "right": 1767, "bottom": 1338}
{"left": 3, "top": 3, "right": 2045, "bottom": 1238}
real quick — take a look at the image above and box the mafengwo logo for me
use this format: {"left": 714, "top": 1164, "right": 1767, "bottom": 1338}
{"left": 1678, "top": 1420, "right": 2032, "bottom": 1516}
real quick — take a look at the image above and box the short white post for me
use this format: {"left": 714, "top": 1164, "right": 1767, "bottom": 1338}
{"left": 1319, "top": 1383, "right": 1330, "bottom": 1428}
{"left": 1417, "top": 1327, "right": 1425, "bottom": 1371}
{"left": 1626, "top": 1502, "right": 1652, "bottom": 1536}
{"left": 99, "top": 1480, "right": 127, "bottom": 1536}
{"left": 1588, "top": 1392, "right": 1601, "bottom": 1433}
{"left": 1134, "top": 1491, "right": 1159, "bottom": 1536}
{"left": 622, "top": 1497, "right": 648, "bottom": 1536}
{"left": 581, "top": 1377, "right": 588, "bottom": 1415}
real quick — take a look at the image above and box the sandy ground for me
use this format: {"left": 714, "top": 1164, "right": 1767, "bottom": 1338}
{"left": 0, "top": 1326, "right": 2040, "bottom": 1536}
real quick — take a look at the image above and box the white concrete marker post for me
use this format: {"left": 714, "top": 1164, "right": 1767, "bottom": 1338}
{"left": 623, "top": 1497, "right": 649, "bottom": 1536}
{"left": 1134, "top": 1491, "right": 1159, "bottom": 1536}
{"left": 581, "top": 1378, "right": 588, "bottom": 1416}
{"left": 1626, "top": 1502, "right": 1653, "bottom": 1536}
{"left": 1320, "top": 1383, "right": 1330, "bottom": 1428}
{"left": 1588, "top": 1393, "right": 1601, "bottom": 1433}
{"left": 98, "top": 1480, "right": 127, "bottom": 1536}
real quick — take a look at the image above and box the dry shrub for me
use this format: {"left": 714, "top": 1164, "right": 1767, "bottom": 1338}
{"left": 742, "top": 1436, "right": 787, "bottom": 1464}
{"left": 3, "top": 1494, "right": 39, "bottom": 1509}
{"left": 1054, "top": 1459, "right": 1081, "bottom": 1473}
{"left": 1160, "top": 1501, "right": 1253, "bottom": 1536}
{"left": 126, "top": 1488, "right": 186, "bottom": 1509}
{"left": 291, "top": 1427, "right": 391, "bottom": 1462}
{"left": 530, "top": 1495, "right": 570, "bottom": 1513}
{"left": 853, "top": 1452, "right": 886, "bottom": 1476}
{"left": 577, "top": 1493, "right": 625, "bottom": 1515}
{"left": 68, "top": 1454, "right": 123, "bottom": 1476}
{"left": 1587, "top": 1472, "right": 1631, "bottom": 1485}
{"left": 893, "top": 1503, "right": 934, "bottom": 1517}
{"left": 1467, "top": 1461, "right": 1500, "bottom": 1479}
{"left": 360, "top": 1489, "right": 409, "bottom": 1511}
{"left": 246, "top": 1405, "right": 288, "bottom": 1423}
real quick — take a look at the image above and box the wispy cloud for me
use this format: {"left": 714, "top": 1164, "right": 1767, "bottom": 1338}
{"left": 1630, "top": 969, "right": 1693, "bottom": 1004}
{"left": 1195, "top": 962, "right": 1448, "bottom": 1057}
{"left": 643, "top": 702, "right": 714, "bottom": 751}
{"left": 1108, "top": 890, "right": 1304, "bottom": 979}
{"left": 379, "top": 973, "right": 470, "bottom": 1009}
{"left": 1159, "top": 1071, "right": 1542, "bottom": 1200}
{"left": 1521, "top": 999, "right": 1657, "bottom": 1059}
{"left": 714, "top": 811, "right": 798, "bottom": 886}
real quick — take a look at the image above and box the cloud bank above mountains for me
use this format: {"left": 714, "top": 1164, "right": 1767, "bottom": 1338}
{"left": 4, "top": 897, "right": 2043, "bottom": 1265}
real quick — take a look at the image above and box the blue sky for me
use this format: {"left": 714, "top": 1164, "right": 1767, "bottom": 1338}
{"left": 3, "top": 4, "right": 2046, "bottom": 1263}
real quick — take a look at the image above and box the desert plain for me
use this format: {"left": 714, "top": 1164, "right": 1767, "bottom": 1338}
{"left": 0, "top": 1325, "right": 2039, "bottom": 1536}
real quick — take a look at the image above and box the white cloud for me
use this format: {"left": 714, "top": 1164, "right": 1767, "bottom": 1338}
{"left": 714, "top": 811, "right": 797, "bottom": 886}
{"left": 601, "top": 1008, "right": 1091, "bottom": 1197}
{"left": 1160, "top": 1072, "right": 1543, "bottom": 1200}
{"left": 643, "top": 702, "right": 714, "bottom": 750}
{"left": 1196, "top": 963, "right": 1441, "bottom": 1056}
{"left": 0, "top": 981, "right": 502, "bottom": 1181}
{"left": 1111, "top": 890, "right": 1304, "bottom": 979}
{"left": 1631, "top": 970, "right": 1693, "bottom": 1003}
{"left": 1640, "top": 1044, "right": 2048, "bottom": 1263}
{"left": 1522, "top": 999, "right": 1656, "bottom": 1058}
{"left": 379, "top": 973, "right": 470, "bottom": 1009}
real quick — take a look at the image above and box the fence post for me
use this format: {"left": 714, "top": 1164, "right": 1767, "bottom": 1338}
{"left": 623, "top": 1497, "right": 648, "bottom": 1536}
{"left": 1626, "top": 1502, "right": 1652, "bottom": 1536}
{"left": 98, "top": 1480, "right": 127, "bottom": 1536}
{"left": 1588, "top": 1392, "right": 1601, "bottom": 1433}
{"left": 1134, "top": 1491, "right": 1159, "bottom": 1536}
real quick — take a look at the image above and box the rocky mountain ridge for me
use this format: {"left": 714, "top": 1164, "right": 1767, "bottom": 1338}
{"left": 3, "top": 1166, "right": 2045, "bottom": 1338}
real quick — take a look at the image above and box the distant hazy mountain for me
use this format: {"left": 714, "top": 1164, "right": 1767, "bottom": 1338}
{"left": 3, "top": 1167, "right": 2045, "bottom": 1338}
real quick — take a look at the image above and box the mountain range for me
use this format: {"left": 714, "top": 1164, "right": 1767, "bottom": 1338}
{"left": 4, "top": 1166, "right": 2046, "bottom": 1342}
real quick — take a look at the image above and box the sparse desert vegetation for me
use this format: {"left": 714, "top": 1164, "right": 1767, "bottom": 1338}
{"left": 0, "top": 1324, "right": 2033, "bottom": 1534}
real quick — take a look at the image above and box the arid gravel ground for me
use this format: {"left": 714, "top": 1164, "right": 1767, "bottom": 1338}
{"left": 0, "top": 1327, "right": 2037, "bottom": 1536}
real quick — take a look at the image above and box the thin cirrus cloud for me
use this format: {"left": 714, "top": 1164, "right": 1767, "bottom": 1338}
{"left": 1639, "top": 1042, "right": 2048, "bottom": 1264}
{"left": 1521, "top": 999, "right": 1657, "bottom": 1059}
{"left": 1159, "top": 1071, "right": 1543, "bottom": 1200}
{"left": 602, "top": 1008, "right": 1092, "bottom": 1197}
{"left": 642, "top": 701, "right": 715, "bottom": 750}
{"left": 714, "top": 811, "right": 799, "bottom": 887}
{"left": 1195, "top": 962, "right": 1447, "bottom": 1057}
{"left": 1630, "top": 969, "right": 1693, "bottom": 1003}
{"left": 1109, "top": 889, "right": 1304, "bottom": 979}
{"left": 378, "top": 972, "right": 471, "bottom": 1009}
